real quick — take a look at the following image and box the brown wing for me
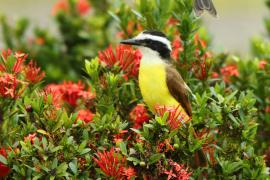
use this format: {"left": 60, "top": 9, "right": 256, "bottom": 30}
{"left": 165, "top": 65, "right": 192, "bottom": 116}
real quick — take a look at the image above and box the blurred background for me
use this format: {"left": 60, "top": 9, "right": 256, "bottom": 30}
{"left": 0, "top": 0, "right": 267, "bottom": 55}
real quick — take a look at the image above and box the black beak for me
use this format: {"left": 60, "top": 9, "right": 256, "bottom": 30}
{"left": 120, "top": 38, "right": 140, "bottom": 46}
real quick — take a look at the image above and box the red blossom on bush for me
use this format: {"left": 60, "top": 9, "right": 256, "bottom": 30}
{"left": 46, "top": 81, "right": 95, "bottom": 107}
{"left": 163, "top": 160, "right": 192, "bottom": 180}
{"left": 52, "top": 0, "right": 90, "bottom": 16}
{"left": 77, "top": 109, "right": 94, "bottom": 123}
{"left": 129, "top": 104, "right": 150, "bottom": 129}
{"left": 265, "top": 106, "right": 270, "bottom": 113}
{"left": 0, "top": 73, "right": 25, "bottom": 99}
{"left": 24, "top": 133, "right": 37, "bottom": 144}
{"left": 171, "top": 37, "right": 183, "bottom": 60}
{"left": 195, "top": 129, "right": 217, "bottom": 165}
{"left": 259, "top": 60, "right": 268, "bottom": 70}
{"left": 113, "top": 130, "right": 129, "bottom": 144}
{"left": 211, "top": 72, "right": 219, "bottom": 78}
{"left": 220, "top": 64, "right": 239, "bottom": 83}
{"left": 51, "top": 0, "right": 69, "bottom": 15}
{"left": 98, "top": 45, "right": 142, "bottom": 79}
{"left": 0, "top": 147, "right": 11, "bottom": 177}
{"left": 157, "top": 139, "right": 175, "bottom": 153}
{"left": 76, "top": 0, "right": 91, "bottom": 15}
{"left": 155, "top": 105, "right": 191, "bottom": 130}
{"left": 24, "top": 60, "right": 45, "bottom": 84}
{"left": 93, "top": 148, "right": 135, "bottom": 179}
{"left": 0, "top": 50, "right": 27, "bottom": 74}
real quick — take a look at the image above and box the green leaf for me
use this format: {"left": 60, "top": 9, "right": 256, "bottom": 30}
{"left": 149, "top": 153, "right": 162, "bottom": 165}
{"left": 0, "top": 154, "right": 7, "bottom": 165}
{"left": 79, "top": 148, "right": 91, "bottom": 155}
{"left": 119, "top": 142, "right": 127, "bottom": 156}
{"left": 69, "top": 161, "right": 77, "bottom": 175}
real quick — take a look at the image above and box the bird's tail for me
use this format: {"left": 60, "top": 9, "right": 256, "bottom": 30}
{"left": 194, "top": 0, "right": 217, "bottom": 17}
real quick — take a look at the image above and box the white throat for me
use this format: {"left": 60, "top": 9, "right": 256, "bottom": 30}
{"left": 138, "top": 46, "right": 165, "bottom": 65}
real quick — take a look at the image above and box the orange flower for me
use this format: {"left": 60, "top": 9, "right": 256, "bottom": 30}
{"left": 98, "top": 45, "right": 142, "bottom": 79}
{"left": 77, "top": 109, "right": 95, "bottom": 123}
{"left": 24, "top": 60, "right": 45, "bottom": 84}
{"left": 129, "top": 104, "right": 150, "bottom": 129}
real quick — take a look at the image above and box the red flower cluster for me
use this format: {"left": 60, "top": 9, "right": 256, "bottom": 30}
{"left": 155, "top": 105, "right": 191, "bottom": 130}
{"left": 98, "top": 45, "right": 142, "bottom": 80}
{"left": 93, "top": 148, "right": 136, "bottom": 179}
{"left": 77, "top": 109, "right": 95, "bottom": 123}
{"left": 52, "top": 0, "right": 91, "bottom": 16}
{"left": 129, "top": 104, "right": 150, "bottom": 129}
{"left": 46, "top": 81, "right": 95, "bottom": 107}
{"left": 265, "top": 106, "right": 270, "bottom": 113}
{"left": 0, "top": 50, "right": 27, "bottom": 74}
{"left": 0, "top": 73, "right": 24, "bottom": 99}
{"left": 220, "top": 64, "right": 239, "bottom": 83}
{"left": 259, "top": 60, "right": 268, "bottom": 70}
{"left": 0, "top": 148, "right": 11, "bottom": 177}
{"left": 24, "top": 60, "right": 45, "bottom": 84}
{"left": 163, "top": 160, "right": 192, "bottom": 180}
{"left": 171, "top": 37, "right": 183, "bottom": 60}
{"left": 24, "top": 133, "right": 38, "bottom": 144}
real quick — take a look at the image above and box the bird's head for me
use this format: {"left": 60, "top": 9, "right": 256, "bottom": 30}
{"left": 120, "top": 30, "right": 172, "bottom": 59}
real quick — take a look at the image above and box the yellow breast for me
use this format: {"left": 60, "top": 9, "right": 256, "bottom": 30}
{"left": 139, "top": 61, "right": 179, "bottom": 112}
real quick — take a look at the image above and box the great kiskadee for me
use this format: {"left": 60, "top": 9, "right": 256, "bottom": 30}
{"left": 194, "top": 0, "right": 217, "bottom": 17}
{"left": 121, "top": 30, "right": 192, "bottom": 122}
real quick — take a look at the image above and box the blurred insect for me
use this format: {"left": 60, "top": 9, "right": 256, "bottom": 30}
{"left": 194, "top": 0, "right": 217, "bottom": 17}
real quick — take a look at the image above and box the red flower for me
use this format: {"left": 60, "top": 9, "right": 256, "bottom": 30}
{"left": 98, "top": 45, "right": 142, "bottom": 79}
{"left": 265, "top": 106, "right": 270, "bottom": 113}
{"left": 0, "top": 50, "right": 27, "bottom": 74}
{"left": 24, "top": 133, "right": 37, "bottom": 144}
{"left": 129, "top": 104, "right": 150, "bottom": 128}
{"left": 157, "top": 139, "right": 174, "bottom": 153}
{"left": 25, "top": 60, "right": 45, "bottom": 84}
{"left": 76, "top": 0, "right": 91, "bottom": 15}
{"left": 51, "top": 0, "right": 69, "bottom": 15}
{"left": 163, "top": 160, "right": 192, "bottom": 180}
{"left": 122, "top": 167, "right": 136, "bottom": 180}
{"left": 44, "top": 85, "right": 63, "bottom": 108}
{"left": 220, "top": 65, "right": 239, "bottom": 83}
{"left": 211, "top": 72, "right": 219, "bottom": 78}
{"left": 0, "top": 73, "right": 25, "bottom": 99}
{"left": 77, "top": 109, "right": 95, "bottom": 123}
{"left": 46, "top": 81, "right": 95, "bottom": 107}
{"left": 155, "top": 105, "right": 191, "bottom": 130}
{"left": 0, "top": 148, "right": 11, "bottom": 177}
{"left": 113, "top": 130, "right": 129, "bottom": 144}
{"left": 93, "top": 148, "right": 126, "bottom": 178}
{"left": 171, "top": 38, "right": 183, "bottom": 60}
{"left": 259, "top": 60, "right": 268, "bottom": 70}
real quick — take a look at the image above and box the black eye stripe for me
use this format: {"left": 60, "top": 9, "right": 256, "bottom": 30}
{"left": 138, "top": 39, "right": 171, "bottom": 59}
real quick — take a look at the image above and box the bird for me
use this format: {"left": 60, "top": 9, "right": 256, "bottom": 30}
{"left": 194, "top": 0, "right": 217, "bottom": 17}
{"left": 121, "top": 30, "right": 208, "bottom": 167}
{"left": 121, "top": 30, "right": 192, "bottom": 123}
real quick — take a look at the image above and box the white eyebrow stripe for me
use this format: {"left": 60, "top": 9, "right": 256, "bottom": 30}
{"left": 135, "top": 33, "right": 172, "bottom": 51}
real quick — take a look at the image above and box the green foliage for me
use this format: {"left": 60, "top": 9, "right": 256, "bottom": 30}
{"left": 0, "top": 0, "right": 269, "bottom": 179}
